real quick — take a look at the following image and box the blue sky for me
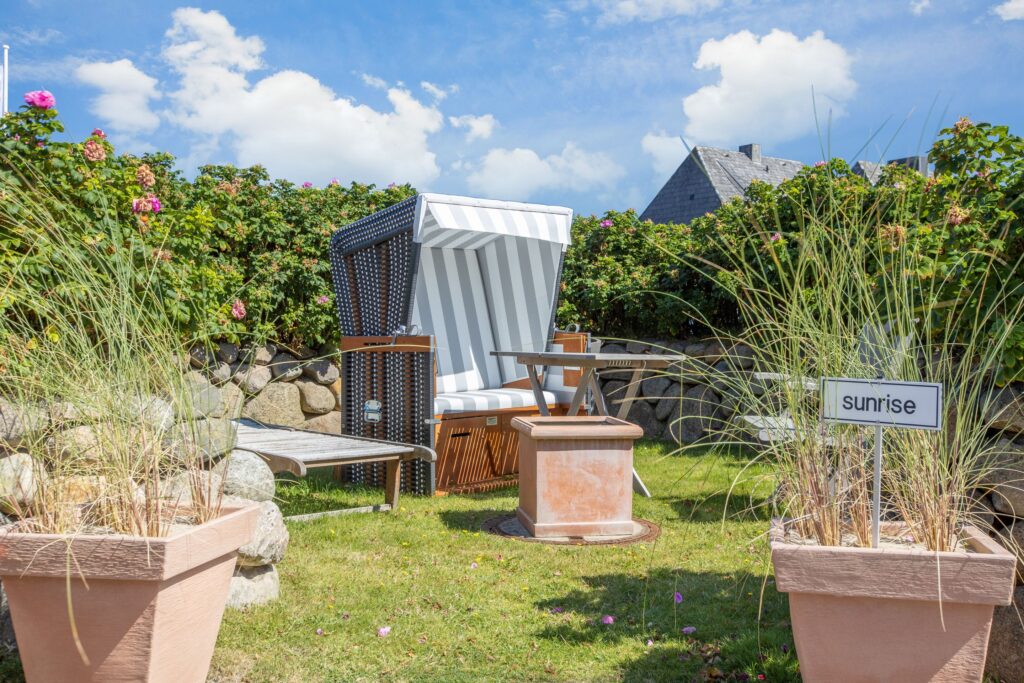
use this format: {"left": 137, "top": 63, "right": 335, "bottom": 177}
{"left": 2, "top": 0, "right": 1023, "bottom": 215}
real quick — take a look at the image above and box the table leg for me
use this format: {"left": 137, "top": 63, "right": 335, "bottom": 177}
{"left": 385, "top": 460, "right": 401, "bottom": 511}
{"left": 607, "top": 368, "right": 651, "bottom": 498}
{"left": 526, "top": 364, "right": 551, "bottom": 417}
{"left": 567, "top": 367, "right": 594, "bottom": 416}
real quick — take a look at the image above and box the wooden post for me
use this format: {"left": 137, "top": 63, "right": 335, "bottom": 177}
{"left": 385, "top": 460, "right": 401, "bottom": 511}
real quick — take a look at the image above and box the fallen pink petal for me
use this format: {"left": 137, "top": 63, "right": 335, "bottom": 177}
{"left": 601, "top": 615, "right": 615, "bottom": 625}
{"left": 377, "top": 626, "right": 391, "bottom": 638}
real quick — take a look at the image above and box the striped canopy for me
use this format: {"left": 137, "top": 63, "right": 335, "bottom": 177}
{"left": 408, "top": 194, "right": 573, "bottom": 393}
{"left": 413, "top": 194, "right": 572, "bottom": 249}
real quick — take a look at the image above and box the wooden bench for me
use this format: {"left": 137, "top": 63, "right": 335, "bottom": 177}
{"left": 232, "top": 419, "right": 437, "bottom": 521}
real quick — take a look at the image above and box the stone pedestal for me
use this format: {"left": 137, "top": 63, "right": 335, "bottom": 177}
{"left": 511, "top": 416, "right": 642, "bottom": 538}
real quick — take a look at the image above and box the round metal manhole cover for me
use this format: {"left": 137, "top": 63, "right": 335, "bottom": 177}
{"left": 481, "top": 514, "right": 660, "bottom": 546}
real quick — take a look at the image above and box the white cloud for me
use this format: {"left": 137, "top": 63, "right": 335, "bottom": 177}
{"left": 449, "top": 114, "right": 498, "bottom": 142}
{"left": 641, "top": 131, "right": 687, "bottom": 176}
{"left": 682, "top": 29, "right": 856, "bottom": 146}
{"left": 910, "top": 0, "right": 931, "bottom": 15}
{"left": 74, "top": 59, "right": 161, "bottom": 133}
{"left": 994, "top": 0, "right": 1024, "bottom": 20}
{"left": 581, "top": 0, "right": 722, "bottom": 25}
{"left": 154, "top": 8, "right": 444, "bottom": 186}
{"left": 361, "top": 73, "right": 388, "bottom": 89}
{"left": 1, "top": 27, "right": 63, "bottom": 46}
{"left": 421, "top": 81, "right": 458, "bottom": 102}
{"left": 467, "top": 142, "right": 624, "bottom": 200}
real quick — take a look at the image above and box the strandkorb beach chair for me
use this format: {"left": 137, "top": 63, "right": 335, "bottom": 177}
{"left": 329, "top": 193, "right": 586, "bottom": 494}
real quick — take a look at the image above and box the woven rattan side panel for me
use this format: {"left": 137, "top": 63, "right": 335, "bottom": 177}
{"left": 329, "top": 197, "right": 418, "bottom": 336}
{"left": 338, "top": 338, "right": 434, "bottom": 494}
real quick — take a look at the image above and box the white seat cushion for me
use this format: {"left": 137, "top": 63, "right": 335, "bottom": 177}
{"left": 434, "top": 388, "right": 557, "bottom": 415}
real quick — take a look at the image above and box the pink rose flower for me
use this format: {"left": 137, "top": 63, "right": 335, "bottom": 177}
{"left": 317, "top": 295, "right": 330, "bottom": 305}
{"left": 23, "top": 90, "right": 56, "bottom": 110}
{"left": 770, "top": 232, "right": 781, "bottom": 242}
{"left": 601, "top": 615, "right": 615, "bottom": 625}
{"left": 302, "top": 181, "right": 313, "bottom": 188}
{"left": 814, "top": 160, "right": 826, "bottom": 168}
{"left": 329, "top": 178, "right": 339, "bottom": 186}
{"left": 91, "top": 128, "right": 106, "bottom": 139}
{"left": 600, "top": 219, "right": 613, "bottom": 228}
{"left": 131, "top": 193, "right": 161, "bottom": 214}
{"left": 387, "top": 182, "right": 397, "bottom": 189}
{"left": 231, "top": 299, "right": 247, "bottom": 320}
{"left": 82, "top": 139, "right": 106, "bottom": 162}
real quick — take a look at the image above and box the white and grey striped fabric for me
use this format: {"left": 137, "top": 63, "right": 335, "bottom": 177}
{"left": 434, "top": 388, "right": 558, "bottom": 415}
{"left": 411, "top": 248, "right": 502, "bottom": 393}
{"left": 414, "top": 194, "right": 571, "bottom": 249}
{"left": 479, "top": 236, "right": 563, "bottom": 384}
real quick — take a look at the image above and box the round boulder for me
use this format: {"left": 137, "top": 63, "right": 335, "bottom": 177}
{"left": 237, "top": 500, "right": 289, "bottom": 567}
{"left": 213, "top": 450, "right": 275, "bottom": 502}
{"left": 226, "top": 564, "right": 280, "bottom": 610}
{"left": 269, "top": 353, "right": 302, "bottom": 381}
{"left": 303, "top": 411, "right": 341, "bottom": 434}
{"left": 0, "top": 453, "right": 43, "bottom": 514}
{"left": 242, "top": 383, "right": 305, "bottom": 427}
{"left": 0, "top": 400, "right": 48, "bottom": 450}
{"left": 302, "top": 358, "right": 340, "bottom": 385}
{"left": 232, "top": 363, "right": 272, "bottom": 395}
{"left": 216, "top": 342, "right": 240, "bottom": 365}
{"left": 296, "top": 379, "right": 335, "bottom": 415}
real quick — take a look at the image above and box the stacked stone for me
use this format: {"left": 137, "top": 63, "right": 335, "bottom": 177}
{"left": 596, "top": 339, "right": 755, "bottom": 445}
{"left": 190, "top": 342, "right": 341, "bottom": 435}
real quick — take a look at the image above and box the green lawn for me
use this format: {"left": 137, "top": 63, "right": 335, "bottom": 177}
{"left": 208, "top": 442, "right": 798, "bottom": 682}
{"left": 0, "top": 442, "right": 797, "bottom": 682}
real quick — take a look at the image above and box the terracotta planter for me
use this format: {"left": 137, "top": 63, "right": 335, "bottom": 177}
{"left": 0, "top": 504, "right": 258, "bottom": 683}
{"left": 770, "top": 518, "right": 1015, "bottom": 682}
{"left": 512, "top": 416, "right": 643, "bottom": 538}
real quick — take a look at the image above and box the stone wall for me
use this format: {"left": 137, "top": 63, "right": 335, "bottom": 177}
{"left": 188, "top": 342, "right": 342, "bottom": 436}
{"left": 595, "top": 338, "right": 754, "bottom": 444}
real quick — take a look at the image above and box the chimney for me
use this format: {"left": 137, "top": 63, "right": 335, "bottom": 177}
{"left": 739, "top": 143, "right": 761, "bottom": 163}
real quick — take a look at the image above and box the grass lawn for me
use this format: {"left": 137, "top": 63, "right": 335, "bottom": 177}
{"left": 0, "top": 441, "right": 797, "bottom": 682}
{"left": 208, "top": 442, "right": 798, "bottom": 682}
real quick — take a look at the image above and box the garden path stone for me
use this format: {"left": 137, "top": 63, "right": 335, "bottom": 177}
{"left": 215, "top": 342, "right": 240, "bottom": 365}
{"left": 226, "top": 564, "right": 280, "bottom": 609}
{"left": 232, "top": 363, "right": 272, "bottom": 394}
{"left": 302, "top": 358, "right": 339, "bottom": 385}
{"left": 242, "top": 383, "right": 305, "bottom": 427}
{"left": 303, "top": 411, "right": 341, "bottom": 434}
{"left": 296, "top": 379, "right": 335, "bottom": 415}
{"left": 213, "top": 449, "right": 275, "bottom": 502}
{"left": 269, "top": 352, "right": 302, "bottom": 381}
{"left": 237, "top": 500, "right": 289, "bottom": 567}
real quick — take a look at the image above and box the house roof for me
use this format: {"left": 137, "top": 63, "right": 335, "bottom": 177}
{"left": 852, "top": 160, "right": 883, "bottom": 184}
{"left": 640, "top": 145, "right": 803, "bottom": 225}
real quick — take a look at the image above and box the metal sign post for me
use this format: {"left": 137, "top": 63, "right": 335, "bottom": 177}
{"left": 1, "top": 45, "right": 9, "bottom": 117}
{"left": 821, "top": 377, "right": 942, "bottom": 547}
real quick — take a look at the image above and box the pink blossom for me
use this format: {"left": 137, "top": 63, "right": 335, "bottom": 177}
{"left": 387, "top": 182, "right": 397, "bottom": 189}
{"left": 770, "top": 232, "right": 781, "bottom": 242}
{"left": 91, "top": 128, "right": 106, "bottom": 139}
{"left": 549, "top": 607, "right": 564, "bottom": 614}
{"left": 646, "top": 639, "right": 654, "bottom": 647}
{"left": 377, "top": 626, "right": 391, "bottom": 637}
{"left": 470, "top": 562, "right": 478, "bottom": 569}
{"left": 814, "top": 160, "right": 827, "bottom": 168}
{"left": 150, "top": 195, "right": 161, "bottom": 213}
{"left": 317, "top": 295, "right": 330, "bottom": 305}
{"left": 674, "top": 591, "right": 683, "bottom": 604}
{"left": 601, "top": 615, "right": 615, "bottom": 625}
{"left": 329, "top": 178, "right": 339, "bottom": 186}
{"left": 231, "top": 299, "right": 247, "bottom": 320}
{"left": 131, "top": 193, "right": 162, "bottom": 215}
{"left": 23, "top": 90, "right": 55, "bottom": 110}
{"left": 82, "top": 140, "right": 106, "bottom": 162}
{"left": 302, "top": 181, "right": 313, "bottom": 188}
{"left": 315, "top": 628, "right": 324, "bottom": 636}
{"left": 600, "top": 219, "right": 613, "bottom": 228}
{"left": 682, "top": 626, "right": 696, "bottom": 635}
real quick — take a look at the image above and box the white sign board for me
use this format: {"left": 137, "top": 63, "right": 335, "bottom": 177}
{"left": 821, "top": 378, "right": 942, "bottom": 431}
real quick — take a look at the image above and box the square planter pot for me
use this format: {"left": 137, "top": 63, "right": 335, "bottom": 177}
{"left": 0, "top": 504, "right": 259, "bottom": 683}
{"left": 770, "top": 518, "right": 1015, "bottom": 683}
{"left": 512, "top": 416, "right": 643, "bottom": 538}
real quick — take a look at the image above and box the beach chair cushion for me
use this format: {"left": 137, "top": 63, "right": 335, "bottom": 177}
{"left": 412, "top": 248, "right": 503, "bottom": 393}
{"left": 434, "top": 388, "right": 558, "bottom": 415}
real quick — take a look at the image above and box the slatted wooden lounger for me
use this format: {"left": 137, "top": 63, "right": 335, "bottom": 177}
{"left": 232, "top": 419, "right": 437, "bottom": 521}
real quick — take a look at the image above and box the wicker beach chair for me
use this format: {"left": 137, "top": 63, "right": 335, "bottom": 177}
{"left": 329, "top": 193, "right": 585, "bottom": 494}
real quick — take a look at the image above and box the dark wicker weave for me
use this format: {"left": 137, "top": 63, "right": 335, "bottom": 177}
{"left": 330, "top": 197, "right": 434, "bottom": 493}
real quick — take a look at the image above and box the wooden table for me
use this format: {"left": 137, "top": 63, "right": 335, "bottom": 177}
{"left": 234, "top": 419, "right": 436, "bottom": 520}
{"left": 491, "top": 351, "right": 692, "bottom": 497}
